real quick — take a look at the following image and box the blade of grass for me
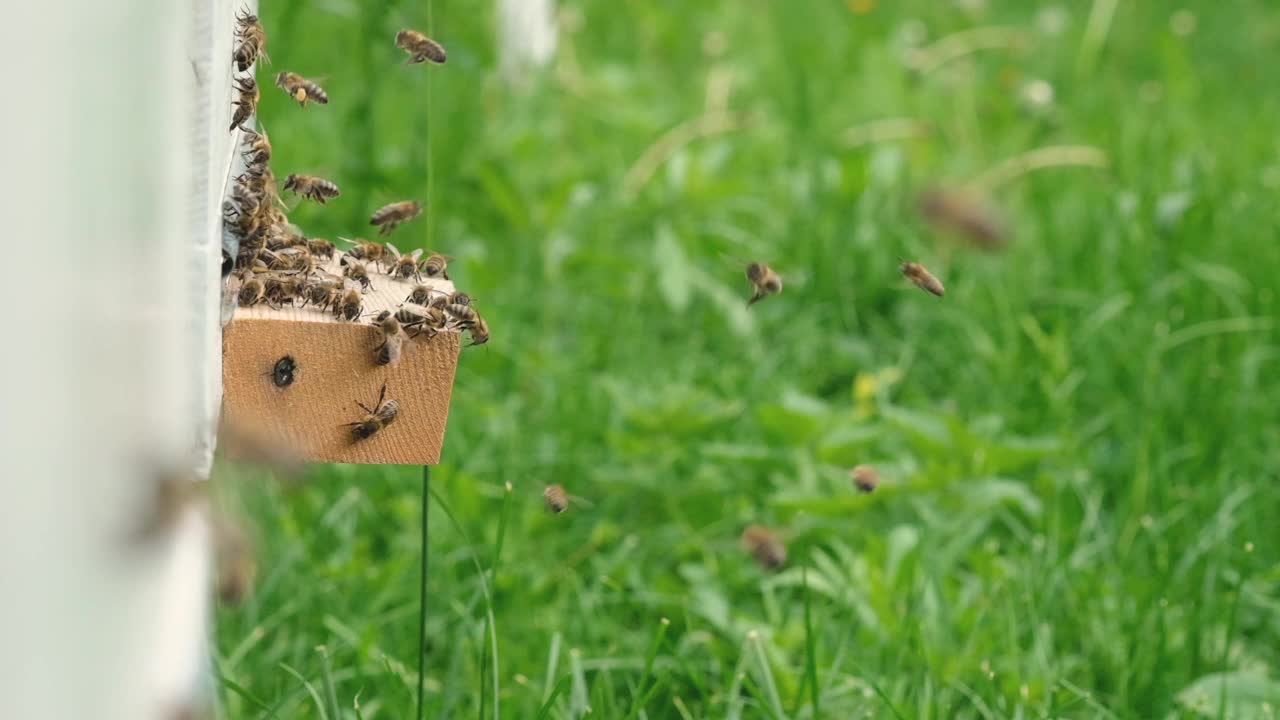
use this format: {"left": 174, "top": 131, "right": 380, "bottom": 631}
{"left": 535, "top": 674, "right": 573, "bottom": 720}
{"left": 354, "top": 690, "right": 367, "bottom": 720}
{"left": 802, "top": 566, "right": 820, "bottom": 717}
{"left": 623, "top": 617, "right": 670, "bottom": 720}
{"left": 416, "top": 465, "right": 431, "bottom": 720}
{"left": 749, "top": 631, "right": 787, "bottom": 720}
{"left": 429, "top": 483, "right": 502, "bottom": 720}
{"left": 569, "top": 648, "right": 589, "bottom": 718}
{"left": 214, "top": 670, "right": 276, "bottom": 717}
{"left": 316, "top": 645, "right": 341, "bottom": 720}
{"left": 280, "top": 663, "right": 331, "bottom": 720}
{"left": 543, "top": 632, "right": 563, "bottom": 704}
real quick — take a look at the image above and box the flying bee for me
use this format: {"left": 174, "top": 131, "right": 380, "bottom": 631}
{"left": 340, "top": 238, "right": 391, "bottom": 270}
{"left": 228, "top": 76, "right": 259, "bottom": 132}
{"left": 342, "top": 260, "right": 374, "bottom": 291}
{"left": 385, "top": 244, "right": 424, "bottom": 281}
{"left": 344, "top": 383, "right": 400, "bottom": 441}
{"left": 212, "top": 513, "right": 257, "bottom": 606}
{"left": 306, "top": 238, "right": 336, "bottom": 260}
{"left": 900, "top": 260, "right": 945, "bottom": 296}
{"left": 237, "top": 275, "right": 265, "bottom": 307}
{"left": 419, "top": 252, "right": 450, "bottom": 280}
{"left": 332, "top": 283, "right": 364, "bottom": 321}
{"left": 282, "top": 174, "right": 340, "bottom": 205}
{"left": 241, "top": 128, "right": 271, "bottom": 164}
{"left": 275, "top": 72, "right": 328, "bottom": 107}
{"left": 369, "top": 200, "right": 422, "bottom": 236}
{"left": 850, "top": 464, "right": 879, "bottom": 493}
{"left": 741, "top": 525, "right": 786, "bottom": 571}
{"left": 268, "top": 355, "right": 297, "bottom": 388}
{"left": 371, "top": 311, "right": 408, "bottom": 366}
{"left": 745, "top": 261, "right": 783, "bottom": 306}
{"left": 395, "top": 29, "right": 447, "bottom": 64}
{"left": 543, "top": 484, "right": 569, "bottom": 513}
{"left": 917, "top": 188, "right": 1008, "bottom": 252}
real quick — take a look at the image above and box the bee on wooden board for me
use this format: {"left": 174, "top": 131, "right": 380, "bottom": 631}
{"left": 339, "top": 238, "right": 391, "bottom": 270}
{"left": 850, "top": 464, "right": 879, "bottom": 493}
{"left": 268, "top": 355, "right": 297, "bottom": 388}
{"left": 386, "top": 244, "right": 424, "bottom": 281}
{"left": 282, "top": 174, "right": 340, "bottom": 205}
{"left": 344, "top": 383, "right": 401, "bottom": 442}
{"left": 900, "top": 260, "right": 945, "bottom": 296}
{"left": 275, "top": 71, "right": 328, "bottom": 107}
{"left": 745, "top": 261, "right": 783, "bottom": 306}
{"left": 301, "top": 275, "right": 342, "bottom": 309}
{"left": 419, "top": 252, "right": 450, "bottom": 280}
{"left": 444, "top": 303, "right": 489, "bottom": 346}
{"left": 369, "top": 200, "right": 422, "bottom": 236}
{"left": 395, "top": 29, "right": 447, "bottom": 64}
{"left": 741, "top": 525, "right": 786, "bottom": 571}
{"left": 468, "top": 314, "right": 490, "bottom": 346}
{"left": 237, "top": 274, "right": 265, "bottom": 307}
{"left": 233, "top": 9, "right": 267, "bottom": 72}
{"left": 543, "top": 484, "right": 569, "bottom": 513}
{"left": 405, "top": 284, "right": 434, "bottom": 306}
{"left": 306, "top": 238, "right": 335, "bottom": 260}
{"left": 263, "top": 273, "right": 303, "bottom": 307}
{"left": 371, "top": 311, "right": 408, "bottom": 366}
{"left": 342, "top": 259, "right": 374, "bottom": 291}
{"left": 228, "top": 76, "right": 259, "bottom": 132}
{"left": 332, "top": 282, "right": 364, "bottom": 321}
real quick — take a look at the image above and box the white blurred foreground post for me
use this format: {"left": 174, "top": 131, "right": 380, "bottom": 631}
{"left": 0, "top": 0, "right": 237, "bottom": 717}
{"left": 498, "top": 0, "right": 558, "bottom": 79}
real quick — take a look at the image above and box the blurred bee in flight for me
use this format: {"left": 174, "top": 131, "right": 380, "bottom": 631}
{"left": 282, "top": 174, "right": 340, "bottom": 205}
{"left": 370, "top": 200, "right": 422, "bottom": 236}
{"left": 275, "top": 71, "right": 328, "bottom": 107}
{"left": 900, "top": 260, "right": 945, "bottom": 296}
{"left": 917, "top": 188, "right": 1008, "bottom": 252}
{"left": 850, "top": 464, "right": 878, "bottom": 493}
{"left": 543, "top": 484, "right": 569, "bottom": 513}
{"left": 741, "top": 525, "right": 786, "bottom": 570}
{"left": 395, "top": 29, "right": 447, "bottom": 64}
{"left": 745, "top": 261, "right": 782, "bottom": 306}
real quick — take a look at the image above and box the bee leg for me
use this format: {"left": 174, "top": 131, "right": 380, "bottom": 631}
{"left": 376, "top": 383, "right": 387, "bottom": 408}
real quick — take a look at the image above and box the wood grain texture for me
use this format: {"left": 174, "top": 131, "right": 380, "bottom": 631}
{"left": 222, "top": 256, "right": 462, "bottom": 465}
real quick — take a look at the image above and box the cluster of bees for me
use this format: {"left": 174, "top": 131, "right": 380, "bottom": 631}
{"left": 220, "top": 9, "right": 487, "bottom": 445}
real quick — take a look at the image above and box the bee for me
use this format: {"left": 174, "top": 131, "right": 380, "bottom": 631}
{"left": 241, "top": 128, "right": 271, "bottom": 164}
{"left": 395, "top": 29, "right": 447, "bottom": 64}
{"left": 403, "top": 304, "right": 448, "bottom": 338}
{"left": 233, "top": 10, "right": 267, "bottom": 72}
{"left": 237, "top": 275, "right": 265, "bottom": 307}
{"left": 850, "top": 464, "right": 878, "bottom": 493}
{"left": 419, "top": 252, "right": 450, "bottom": 280}
{"left": 467, "top": 314, "right": 490, "bottom": 347}
{"left": 344, "top": 383, "right": 400, "bottom": 441}
{"left": 745, "top": 262, "right": 783, "bottom": 306}
{"left": 266, "top": 247, "right": 318, "bottom": 276}
{"left": 343, "top": 260, "right": 374, "bottom": 291}
{"left": 263, "top": 273, "right": 303, "bottom": 307}
{"left": 543, "top": 484, "right": 569, "bottom": 513}
{"left": 386, "top": 244, "right": 424, "bottom": 281}
{"left": 333, "top": 284, "right": 364, "bottom": 321}
{"left": 228, "top": 76, "right": 259, "bottom": 132}
{"left": 405, "top": 284, "right": 434, "bottom": 305}
{"left": 212, "top": 513, "right": 257, "bottom": 605}
{"left": 275, "top": 71, "right": 328, "bottom": 107}
{"left": 741, "top": 525, "right": 786, "bottom": 571}
{"left": 268, "top": 355, "right": 297, "bottom": 388}
{"left": 131, "top": 467, "right": 207, "bottom": 544}
{"left": 265, "top": 224, "right": 305, "bottom": 251}
{"left": 340, "top": 238, "right": 391, "bottom": 270}
{"left": 371, "top": 311, "right": 408, "bottom": 366}
{"left": 443, "top": 302, "right": 478, "bottom": 329}
{"left": 900, "top": 260, "right": 945, "bottom": 296}
{"left": 282, "top": 174, "right": 341, "bottom": 205}
{"left": 369, "top": 200, "right": 422, "bottom": 236}
{"left": 306, "top": 238, "right": 336, "bottom": 260}
{"left": 301, "top": 276, "right": 342, "bottom": 309}
{"left": 446, "top": 291, "right": 472, "bottom": 306}
{"left": 917, "top": 188, "right": 1007, "bottom": 252}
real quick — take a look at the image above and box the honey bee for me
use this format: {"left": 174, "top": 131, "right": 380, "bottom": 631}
{"left": 233, "top": 10, "right": 267, "bottom": 72}
{"left": 267, "top": 247, "right": 319, "bottom": 276}
{"left": 443, "top": 302, "right": 478, "bottom": 329}
{"left": 344, "top": 383, "right": 400, "bottom": 441}
{"left": 745, "top": 262, "right": 783, "bottom": 306}
{"left": 900, "top": 260, "right": 945, "bottom": 296}
{"left": 282, "top": 174, "right": 341, "bottom": 205}
{"left": 395, "top": 29, "right": 447, "bottom": 64}
{"left": 268, "top": 355, "right": 297, "bottom": 388}
{"left": 333, "top": 284, "right": 364, "bottom": 321}
{"left": 400, "top": 304, "right": 448, "bottom": 338}
{"left": 275, "top": 71, "right": 328, "bottom": 107}
{"left": 386, "top": 244, "right": 424, "bottom": 281}
{"left": 850, "top": 464, "right": 879, "bottom": 493}
{"left": 342, "top": 260, "right": 374, "bottom": 291}
{"left": 228, "top": 76, "right": 259, "bottom": 132}
{"left": 369, "top": 200, "right": 422, "bottom": 236}
{"left": 213, "top": 513, "right": 257, "bottom": 605}
{"left": 371, "top": 311, "right": 408, "bottom": 366}
{"left": 263, "top": 273, "right": 303, "bottom": 307}
{"left": 306, "top": 238, "right": 336, "bottom": 260}
{"left": 741, "top": 525, "right": 786, "bottom": 570}
{"left": 237, "top": 275, "right": 266, "bottom": 306}
{"left": 405, "top": 284, "right": 434, "bottom": 305}
{"left": 446, "top": 291, "right": 472, "bottom": 306}
{"left": 131, "top": 467, "right": 207, "bottom": 544}
{"left": 241, "top": 128, "right": 271, "bottom": 164}
{"left": 468, "top": 315, "right": 490, "bottom": 347}
{"left": 301, "top": 275, "right": 342, "bottom": 309}
{"left": 543, "top": 484, "right": 569, "bottom": 513}
{"left": 917, "top": 188, "right": 1007, "bottom": 252}
{"left": 340, "top": 238, "right": 391, "bottom": 270}
{"left": 419, "top": 252, "right": 450, "bottom": 280}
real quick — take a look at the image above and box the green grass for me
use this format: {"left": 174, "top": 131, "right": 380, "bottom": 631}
{"left": 215, "top": 0, "right": 1280, "bottom": 717}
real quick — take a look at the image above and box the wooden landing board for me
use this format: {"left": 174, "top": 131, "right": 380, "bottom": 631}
{"left": 222, "top": 257, "right": 461, "bottom": 465}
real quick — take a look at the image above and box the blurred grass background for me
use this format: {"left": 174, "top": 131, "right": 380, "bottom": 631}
{"left": 215, "top": 1, "right": 1280, "bottom": 717}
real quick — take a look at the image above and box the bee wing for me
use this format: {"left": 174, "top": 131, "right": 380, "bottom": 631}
{"left": 407, "top": 249, "right": 424, "bottom": 261}
{"left": 385, "top": 242, "right": 401, "bottom": 259}
{"left": 336, "top": 236, "right": 362, "bottom": 246}
{"left": 343, "top": 278, "right": 362, "bottom": 292}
